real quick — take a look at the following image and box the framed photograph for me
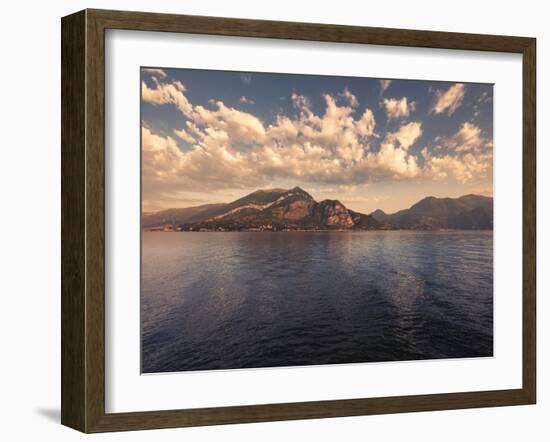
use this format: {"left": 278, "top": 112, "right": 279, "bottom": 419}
{"left": 61, "top": 9, "right": 536, "bottom": 433}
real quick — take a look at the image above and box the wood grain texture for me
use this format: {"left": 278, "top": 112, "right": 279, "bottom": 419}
{"left": 522, "top": 38, "right": 536, "bottom": 403}
{"left": 61, "top": 10, "right": 86, "bottom": 432}
{"left": 90, "top": 389, "right": 530, "bottom": 432}
{"left": 85, "top": 9, "right": 107, "bottom": 433}
{"left": 89, "top": 8, "right": 533, "bottom": 53}
{"left": 61, "top": 8, "right": 537, "bottom": 433}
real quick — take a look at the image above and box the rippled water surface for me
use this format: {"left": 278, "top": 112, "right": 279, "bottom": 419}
{"left": 141, "top": 231, "right": 493, "bottom": 373}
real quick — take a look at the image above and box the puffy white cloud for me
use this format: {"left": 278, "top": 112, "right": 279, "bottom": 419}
{"left": 385, "top": 121, "right": 423, "bottom": 150}
{"left": 173, "top": 128, "right": 195, "bottom": 144}
{"left": 193, "top": 102, "right": 266, "bottom": 144}
{"left": 355, "top": 109, "right": 376, "bottom": 138}
{"left": 432, "top": 83, "right": 465, "bottom": 116}
{"left": 356, "top": 122, "right": 422, "bottom": 180}
{"left": 363, "top": 142, "right": 420, "bottom": 180}
{"left": 291, "top": 94, "right": 378, "bottom": 163}
{"left": 142, "top": 127, "right": 185, "bottom": 188}
{"left": 142, "top": 86, "right": 381, "bottom": 193}
{"left": 435, "top": 122, "right": 492, "bottom": 152}
{"left": 185, "top": 121, "right": 205, "bottom": 139}
{"left": 379, "top": 79, "right": 392, "bottom": 95}
{"left": 422, "top": 147, "right": 492, "bottom": 183}
{"left": 141, "top": 78, "right": 193, "bottom": 115}
{"left": 267, "top": 115, "right": 299, "bottom": 140}
{"left": 142, "top": 77, "right": 490, "bottom": 201}
{"left": 421, "top": 120, "right": 492, "bottom": 184}
{"left": 383, "top": 97, "right": 416, "bottom": 120}
{"left": 301, "top": 94, "right": 357, "bottom": 148}
{"left": 339, "top": 88, "right": 358, "bottom": 107}
{"left": 142, "top": 68, "right": 167, "bottom": 79}
{"left": 142, "top": 125, "right": 265, "bottom": 199}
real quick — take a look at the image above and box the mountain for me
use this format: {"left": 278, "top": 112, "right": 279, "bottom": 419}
{"left": 370, "top": 209, "right": 390, "bottom": 222}
{"left": 143, "top": 186, "right": 380, "bottom": 231}
{"left": 141, "top": 203, "right": 226, "bottom": 228}
{"left": 143, "top": 188, "right": 493, "bottom": 232}
{"left": 370, "top": 194, "right": 493, "bottom": 230}
{"left": 349, "top": 209, "right": 385, "bottom": 229}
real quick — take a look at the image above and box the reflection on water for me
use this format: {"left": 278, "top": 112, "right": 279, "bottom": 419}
{"left": 141, "top": 231, "right": 493, "bottom": 373}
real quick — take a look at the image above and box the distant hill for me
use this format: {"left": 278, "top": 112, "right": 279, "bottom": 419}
{"left": 370, "top": 194, "right": 493, "bottom": 230}
{"left": 143, "top": 188, "right": 493, "bottom": 231}
{"left": 141, "top": 203, "right": 226, "bottom": 228}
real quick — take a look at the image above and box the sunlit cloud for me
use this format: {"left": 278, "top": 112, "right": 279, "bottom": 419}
{"left": 173, "top": 128, "right": 195, "bottom": 144}
{"left": 431, "top": 83, "right": 465, "bottom": 116}
{"left": 143, "top": 68, "right": 167, "bottom": 79}
{"left": 142, "top": 78, "right": 193, "bottom": 115}
{"left": 141, "top": 74, "right": 492, "bottom": 212}
{"left": 435, "top": 122, "right": 492, "bottom": 152}
{"left": 379, "top": 79, "right": 392, "bottom": 95}
{"left": 382, "top": 97, "right": 416, "bottom": 120}
{"left": 422, "top": 147, "right": 492, "bottom": 183}
{"left": 339, "top": 88, "right": 358, "bottom": 108}
{"left": 385, "top": 121, "right": 423, "bottom": 151}
{"left": 291, "top": 92, "right": 311, "bottom": 110}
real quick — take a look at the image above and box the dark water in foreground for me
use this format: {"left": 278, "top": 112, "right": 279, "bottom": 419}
{"left": 141, "top": 231, "right": 493, "bottom": 373}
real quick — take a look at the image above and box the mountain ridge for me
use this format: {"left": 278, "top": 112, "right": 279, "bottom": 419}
{"left": 370, "top": 193, "right": 493, "bottom": 230}
{"left": 142, "top": 188, "right": 493, "bottom": 231}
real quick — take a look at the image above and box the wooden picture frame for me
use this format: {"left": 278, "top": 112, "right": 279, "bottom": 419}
{"left": 61, "top": 8, "right": 536, "bottom": 433}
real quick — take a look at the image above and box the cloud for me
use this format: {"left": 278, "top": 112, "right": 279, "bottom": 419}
{"left": 173, "top": 128, "right": 196, "bottom": 144}
{"left": 477, "top": 91, "right": 491, "bottom": 104}
{"left": 291, "top": 93, "right": 311, "bottom": 111}
{"left": 239, "top": 96, "right": 255, "bottom": 105}
{"left": 266, "top": 115, "right": 298, "bottom": 140}
{"left": 142, "top": 83, "right": 382, "bottom": 193}
{"left": 422, "top": 147, "right": 492, "bottom": 183}
{"left": 435, "top": 122, "right": 492, "bottom": 152}
{"left": 142, "top": 78, "right": 193, "bottom": 115}
{"left": 357, "top": 122, "right": 422, "bottom": 180}
{"left": 422, "top": 121, "right": 493, "bottom": 183}
{"left": 193, "top": 101, "right": 266, "bottom": 144}
{"left": 339, "top": 88, "right": 358, "bottom": 107}
{"left": 143, "top": 77, "right": 265, "bottom": 145}
{"left": 142, "top": 125, "right": 265, "bottom": 200}
{"left": 379, "top": 79, "right": 392, "bottom": 95}
{"left": 240, "top": 73, "right": 253, "bottom": 85}
{"left": 471, "top": 91, "right": 491, "bottom": 120}
{"left": 382, "top": 97, "right": 416, "bottom": 120}
{"left": 355, "top": 109, "right": 377, "bottom": 137}
{"left": 432, "top": 83, "right": 465, "bottom": 116}
{"left": 142, "top": 68, "right": 167, "bottom": 79}
{"left": 363, "top": 142, "right": 420, "bottom": 180}
{"left": 285, "top": 94, "right": 378, "bottom": 164}
{"left": 142, "top": 77, "right": 491, "bottom": 202}
{"left": 385, "top": 121, "right": 423, "bottom": 150}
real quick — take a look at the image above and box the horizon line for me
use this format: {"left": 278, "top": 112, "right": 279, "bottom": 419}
{"left": 143, "top": 187, "right": 494, "bottom": 216}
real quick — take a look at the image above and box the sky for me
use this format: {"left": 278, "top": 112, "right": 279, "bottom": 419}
{"left": 141, "top": 67, "right": 493, "bottom": 214}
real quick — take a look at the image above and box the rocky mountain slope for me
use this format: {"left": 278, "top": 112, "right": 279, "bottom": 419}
{"left": 143, "top": 187, "right": 380, "bottom": 231}
{"left": 143, "top": 188, "right": 493, "bottom": 231}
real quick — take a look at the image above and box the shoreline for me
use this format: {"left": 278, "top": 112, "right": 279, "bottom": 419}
{"left": 142, "top": 228, "right": 494, "bottom": 233}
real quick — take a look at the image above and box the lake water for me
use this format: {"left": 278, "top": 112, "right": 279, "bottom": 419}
{"left": 141, "top": 231, "right": 493, "bottom": 373}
